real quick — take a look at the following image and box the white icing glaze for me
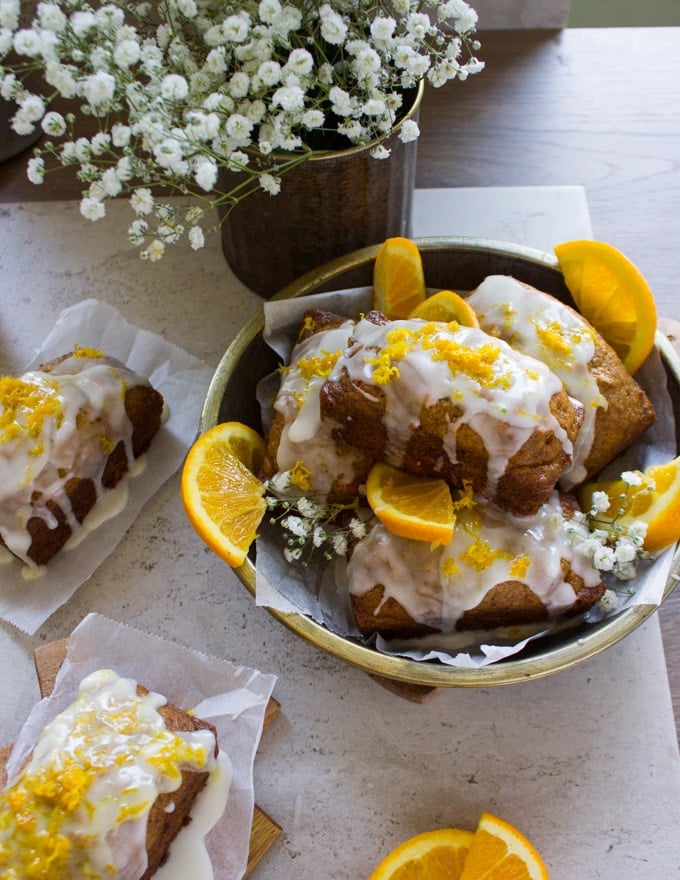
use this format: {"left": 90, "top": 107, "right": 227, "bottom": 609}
{"left": 0, "top": 669, "right": 217, "bottom": 880}
{"left": 155, "top": 750, "right": 233, "bottom": 880}
{"left": 0, "top": 353, "right": 156, "bottom": 568}
{"left": 273, "top": 314, "right": 571, "bottom": 500}
{"left": 346, "top": 493, "right": 601, "bottom": 633}
{"left": 468, "top": 276, "right": 607, "bottom": 488}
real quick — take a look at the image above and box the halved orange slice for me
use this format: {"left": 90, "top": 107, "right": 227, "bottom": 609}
{"left": 373, "top": 237, "right": 427, "bottom": 319}
{"left": 368, "top": 827, "right": 474, "bottom": 880}
{"left": 181, "top": 421, "right": 267, "bottom": 567}
{"left": 554, "top": 239, "right": 657, "bottom": 374}
{"left": 409, "top": 289, "right": 480, "bottom": 327}
{"left": 366, "top": 462, "right": 455, "bottom": 545}
{"left": 459, "top": 812, "right": 549, "bottom": 880}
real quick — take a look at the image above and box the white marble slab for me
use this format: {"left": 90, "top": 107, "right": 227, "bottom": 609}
{"left": 0, "top": 187, "right": 678, "bottom": 879}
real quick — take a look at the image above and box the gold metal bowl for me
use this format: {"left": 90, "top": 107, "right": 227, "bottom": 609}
{"left": 200, "top": 237, "right": 680, "bottom": 687}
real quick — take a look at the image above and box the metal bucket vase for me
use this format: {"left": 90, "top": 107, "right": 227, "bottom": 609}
{"left": 219, "top": 82, "right": 423, "bottom": 298}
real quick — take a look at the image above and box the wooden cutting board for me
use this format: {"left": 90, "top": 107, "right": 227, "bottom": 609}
{"left": 0, "top": 638, "right": 282, "bottom": 877}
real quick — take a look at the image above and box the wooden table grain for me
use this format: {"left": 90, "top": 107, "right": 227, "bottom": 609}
{"left": 1, "top": 27, "right": 679, "bottom": 733}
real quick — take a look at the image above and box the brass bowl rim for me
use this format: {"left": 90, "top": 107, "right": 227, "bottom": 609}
{"left": 201, "top": 236, "right": 680, "bottom": 687}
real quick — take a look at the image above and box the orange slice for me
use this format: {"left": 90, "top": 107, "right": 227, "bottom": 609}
{"left": 409, "top": 289, "right": 480, "bottom": 327}
{"left": 554, "top": 239, "right": 657, "bottom": 374}
{"left": 368, "top": 827, "right": 474, "bottom": 880}
{"left": 366, "top": 462, "right": 455, "bottom": 545}
{"left": 578, "top": 455, "right": 680, "bottom": 552}
{"left": 181, "top": 421, "right": 267, "bottom": 567}
{"left": 373, "top": 237, "right": 427, "bottom": 319}
{"left": 459, "top": 812, "right": 549, "bottom": 880}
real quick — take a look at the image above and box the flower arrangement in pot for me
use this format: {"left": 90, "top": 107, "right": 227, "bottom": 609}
{"left": 0, "top": 0, "right": 482, "bottom": 280}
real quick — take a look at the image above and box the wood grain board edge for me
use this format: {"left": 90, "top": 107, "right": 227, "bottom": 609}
{"left": 2, "top": 638, "right": 283, "bottom": 877}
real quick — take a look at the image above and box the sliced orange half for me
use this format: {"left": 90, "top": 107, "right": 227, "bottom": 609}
{"left": 459, "top": 812, "right": 549, "bottom": 880}
{"left": 578, "top": 455, "right": 680, "bottom": 552}
{"left": 181, "top": 421, "right": 267, "bottom": 567}
{"left": 554, "top": 239, "right": 657, "bottom": 374}
{"left": 373, "top": 237, "right": 427, "bottom": 319}
{"left": 409, "top": 289, "right": 480, "bottom": 327}
{"left": 368, "top": 827, "right": 474, "bottom": 880}
{"left": 366, "top": 461, "right": 455, "bottom": 545}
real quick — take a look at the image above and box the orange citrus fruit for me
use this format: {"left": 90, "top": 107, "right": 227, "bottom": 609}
{"left": 373, "top": 237, "right": 427, "bottom": 319}
{"left": 181, "top": 421, "right": 267, "bottom": 567}
{"left": 368, "top": 827, "right": 474, "bottom": 880}
{"left": 366, "top": 462, "right": 455, "bottom": 545}
{"left": 578, "top": 455, "right": 680, "bottom": 552}
{"left": 409, "top": 289, "right": 480, "bottom": 327}
{"left": 554, "top": 239, "right": 657, "bottom": 374}
{"left": 459, "top": 812, "right": 549, "bottom": 880}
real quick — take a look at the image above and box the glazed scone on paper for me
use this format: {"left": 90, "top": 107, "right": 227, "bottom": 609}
{"left": 264, "top": 309, "right": 581, "bottom": 517}
{"left": 0, "top": 668, "right": 230, "bottom": 880}
{"left": 467, "top": 276, "right": 656, "bottom": 489}
{"left": 0, "top": 347, "right": 165, "bottom": 571}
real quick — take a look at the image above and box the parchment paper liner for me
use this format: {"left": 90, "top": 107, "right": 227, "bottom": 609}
{"left": 253, "top": 287, "right": 677, "bottom": 667}
{"left": 5, "top": 613, "right": 277, "bottom": 880}
{"left": 0, "top": 299, "right": 215, "bottom": 634}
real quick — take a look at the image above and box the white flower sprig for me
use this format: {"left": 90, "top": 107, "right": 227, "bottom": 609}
{"left": 566, "top": 470, "right": 654, "bottom": 583}
{"left": 266, "top": 463, "right": 369, "bottom": 564}
{"left": 0, "top": 0, "right": 483, "bottom": 259}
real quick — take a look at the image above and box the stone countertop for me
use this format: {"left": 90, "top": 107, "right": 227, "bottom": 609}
{"left": 1, "top": 190, "right": 679, "bottom": 879}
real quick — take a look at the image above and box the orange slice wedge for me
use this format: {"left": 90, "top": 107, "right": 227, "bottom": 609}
{"left": 578, "top": 455, "right": 680, "bottom": 552}
{"left": 459, "top": 812, "right": 549, "bottom": 880}
{"left": 409, "top": 289, "right": 480, "bottom": 327}
{"left": 554, "top": 239, "right": 657, "bottom": 374}
{"left": 368, "top": 827, "right": 474, "bottom": 880}
{"left": 181, "top": 421, "right": 267, "bottom": 567}
{"left": 373, "top": 237, "right": 427, "bottom": 319}
{"left": 366, "top": 462, "right": 455, "bottom": 545}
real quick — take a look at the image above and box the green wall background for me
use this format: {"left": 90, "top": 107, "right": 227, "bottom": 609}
{"left": 569, "top": 0, "right": 680, "bottom": 26}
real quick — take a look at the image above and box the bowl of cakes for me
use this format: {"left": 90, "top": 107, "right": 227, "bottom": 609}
{"left": 197, "top": 237, "right": 680, "bottom": 687}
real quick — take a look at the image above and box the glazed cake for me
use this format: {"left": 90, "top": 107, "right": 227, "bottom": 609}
{"left": 468, "top": 276, "right": 656, "bottom": 489}
{"left": 0, "top": 669, "right": 220, "bottom": 880}
{"left": 0, "top": 347, "right": 165, "bottom": 569}
{"left": 347, "top": 492, "right": 605, "bottom": 637}
{"left": 264, "top": 309, "right": 581, "bottom": 516}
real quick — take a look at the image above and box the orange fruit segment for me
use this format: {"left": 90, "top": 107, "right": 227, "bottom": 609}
{"left": 181, "top": 421, "right": 267, "bottom": 567}
{"left": 409, "top": 289, "right": 480, "bottom": 327}
{"left": 459, "top": 812, "right": 549, "bottom": 880}
{"left": 578, "top": 455, "right": 680, "bottom": 552}
{"left": 366, "top": 462, "right": 455, "bottom": 545}
{"left": 554, "top": 239, "right": 657, "bottom": 374}
{"left": 368, "top": 827, "right": 474, "bottom": 880}
{"left": 373, "top": 237, "right": 427, "bottom": 319}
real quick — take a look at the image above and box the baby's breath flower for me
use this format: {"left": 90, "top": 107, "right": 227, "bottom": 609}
{"left": 26, "top": 156, "right": 45, "bottom": 184}
{"left": 621, "top": 470, "right": 644, "bottom": 487}
{"left": 0, "top": 0, "right": 481, "bottom": 257}
{"left": 79, "top": 196, "right": 105, "bottom": 221}
{"left": 188, "top": 225, "right": 205, "bottom": 249}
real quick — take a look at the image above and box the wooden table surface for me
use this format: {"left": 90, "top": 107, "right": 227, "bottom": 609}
{"left": 1, "top": 26, "right": 679, "bottom": 732}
